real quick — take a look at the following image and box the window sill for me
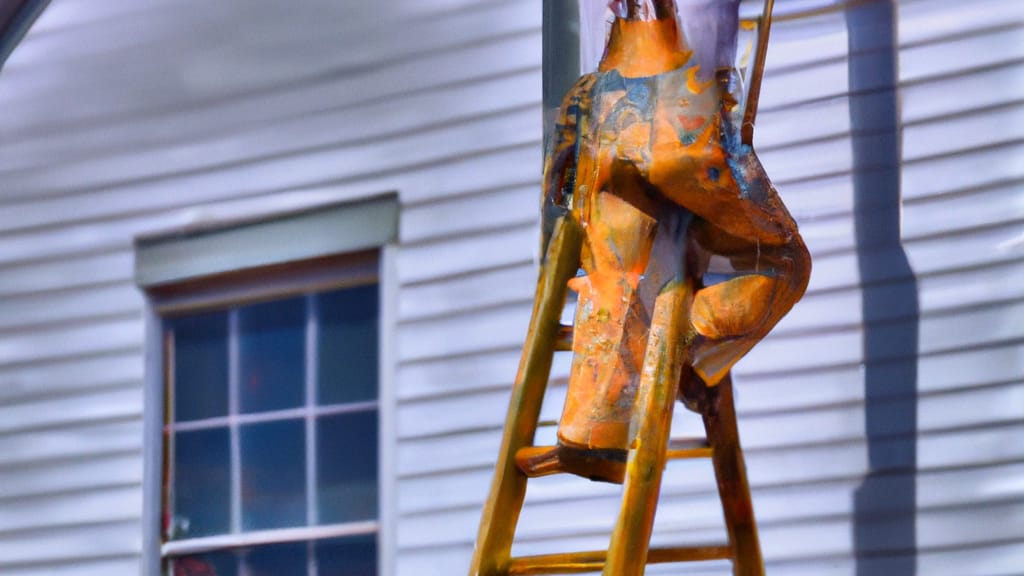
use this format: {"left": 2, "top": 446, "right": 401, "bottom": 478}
{"left": 161, "top": 520, "right": 379, "bottom": 557}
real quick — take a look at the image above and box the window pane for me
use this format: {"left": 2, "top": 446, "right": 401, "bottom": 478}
{"left": 172, "top": 311, "right": 228, "bottom": 422}
{"left": 243, "top": 541, "right": 307, "bottom": 576}
{"left": 318, "top": 411, "right": 378, "bottom": 524}
{"left": 316, "top": 535, "right": 376, "bottom": 576}
{"left": 239, "top": 297, "right": 306, "bottom": 414}
{"left": 318, "top": 285, "right": 378, "bottom": 405}
{"left": 171, "top": 428, "right": 230, "bottom": 539}
{"left": 241, "top": 419, "right": 306, "bottom": 531}
{"left": 169, "top": 550, "right": 237, "bottom": 576}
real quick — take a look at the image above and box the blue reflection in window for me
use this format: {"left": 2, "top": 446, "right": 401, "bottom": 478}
{"left": 172, "top": 428, "right": 230, "bottom": 539}
{"left": 316, "top": 535, "right": 377, "bottom": 576}
{"left": 171, "top": 311, "right": 228, "bottom": 422}
{"left": 318, "top": 285, "right": 378, "bottom": 405}
{"left": 243, "top": 540, "right": 307, "bottom": 576}
{"left": 241, "top": 419, "right": 306, "bottom": 531}
{"left": 239, "top": 297, "right": 306, "bottom": 414}
{"left": 169, "top": 549, "right": 237, "bottom": 576}
{"left": 318, "top": 411, "right": 378, "bottom": 524}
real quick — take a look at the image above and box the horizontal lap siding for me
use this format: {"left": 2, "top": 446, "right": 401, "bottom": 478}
{"left": 0, "top": 0, "right": 545, "bottom": 573}
{"left": 395, "top": 3, "right": 870, "bottom": 572}
{"left": 1, "top": 0, "right": 1021, "bottom": 575}
{"left": 896, "top": 0, "right": 1024, "bottom": 572}
{"left": 394, "top": 0, "right": 1024, "bottom": 574}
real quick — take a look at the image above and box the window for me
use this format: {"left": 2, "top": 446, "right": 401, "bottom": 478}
{"left": 162, "top": 281, "right": 379, "bottom": 575}
{"left": 135, "top": 197, "right": 398, "bottom": 576}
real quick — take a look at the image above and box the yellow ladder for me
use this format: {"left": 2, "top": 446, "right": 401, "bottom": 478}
{"left": 468, "top": 216, "right": 764, "bottom": 576}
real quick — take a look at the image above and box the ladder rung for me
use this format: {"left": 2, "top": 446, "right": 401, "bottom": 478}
{"left": 507, "top": 545, "right": 733, "bottom": 575}
{"left": 515, "top": 445, "right": 627, "bottom": 483}
{"left": 667, "top": 437, "right": 712, "bottom": 459}
{"left": 516, "top": 438, "right": 711, "bottom": 479}
{"left": 554, "top": 324, "right": 574, "bottom": 351}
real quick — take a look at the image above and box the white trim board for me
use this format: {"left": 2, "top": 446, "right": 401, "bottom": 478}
{"left": 135, "top": 195, "right": 398, "bottom": 288}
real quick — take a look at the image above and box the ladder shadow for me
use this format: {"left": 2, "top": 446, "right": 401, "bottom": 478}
{"left": 847, "top": 1, "right": 919, "bottom": 574}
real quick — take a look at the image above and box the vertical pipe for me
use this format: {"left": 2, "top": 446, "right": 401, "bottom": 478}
{"left": 542, "top": 0, "right": 580, "bottom": 143}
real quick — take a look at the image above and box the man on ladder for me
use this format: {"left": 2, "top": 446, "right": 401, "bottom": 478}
{"left": 471, "top": 1, "right": 810, "bottom": 574}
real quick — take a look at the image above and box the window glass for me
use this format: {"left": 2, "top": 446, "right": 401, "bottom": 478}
{"left": 241, "top": 419, "right": 307, "bottom": 531}
{"left": 171, "top": 428, "right": 231, "bottom": 539}
{"left": 239, "top": 297, "right": 306, "bottom": 414}
{"left": 244, "top": 541, "right": 307, "bottom": 576}
{"left": 162, "top": 272, "right": 380, "bottom": 575}
{"left": 172, "top": 311, "right": 229, "bottom": 422}
{"left": 318, "top": 411, "right": 378, "bottom": 524}
{"left": 316, "top": 535, "right": 377, "bottom": 576}
{"left": 318, "top": 284, "right": 378, "bottom": 405}
{"left": 169, "top": 549, "right": 237, "bottom": 576}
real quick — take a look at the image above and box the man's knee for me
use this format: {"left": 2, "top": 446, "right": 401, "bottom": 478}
{"left": 687, "top": 232, "right": 810, "bottom": 385}
{"left": 691, "top": 274, "right": 776, "bottom": 340}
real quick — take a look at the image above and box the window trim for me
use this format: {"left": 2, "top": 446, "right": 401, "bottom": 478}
{"left": 138, "top": 197, "right": 398, "bottom": 576}
{"left": 135, "top": 195, "right": 398, "bottom": 289}
{"left": 160, "top": 522, "right": 380, "bottom": 558}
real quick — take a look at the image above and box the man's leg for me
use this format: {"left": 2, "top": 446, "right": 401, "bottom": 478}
{"left": 687, "top": 221, "right": 810, "bottom": 386}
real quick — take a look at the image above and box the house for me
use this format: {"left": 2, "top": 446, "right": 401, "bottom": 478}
{"left": 0, "top": 0, "right": 1022, "bottom": 574}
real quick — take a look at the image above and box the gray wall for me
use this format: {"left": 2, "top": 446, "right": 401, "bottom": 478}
{"left": 0, "top": 0, "right": 1021, "bottom": 574}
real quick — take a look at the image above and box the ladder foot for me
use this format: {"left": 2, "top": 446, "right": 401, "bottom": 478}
{"left": 515, "top": 444, "right": 627, "bottom": 484}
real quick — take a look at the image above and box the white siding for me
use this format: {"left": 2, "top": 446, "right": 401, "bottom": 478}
{"left": 897, "top": 0, "right": 1024, "bottom": 573}
{"left": 0, "top": 1, "right": 543, "bottom": 574}
{"left": 395, "top": 0, "right": 1024, "bottom": 573}
{"left": 0, "top": 0, "right": 1021, "bottom": 575}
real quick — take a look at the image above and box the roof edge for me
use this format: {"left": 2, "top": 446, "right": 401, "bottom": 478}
{"left": 0, "top": 0, "right": 50, "bottom": 73}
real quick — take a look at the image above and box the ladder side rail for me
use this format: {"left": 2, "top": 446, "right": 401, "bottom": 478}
{"left": 704, "top": 374, "right": 764, "bottom": 576}
{"left": 741, "top": 0, "right": 775, "bottom": 145}
{"left": 603, "top": 276, "right": 695, "bottom": 576}
{"left": 469, "top": 215, "right": 583, "bottom": 576}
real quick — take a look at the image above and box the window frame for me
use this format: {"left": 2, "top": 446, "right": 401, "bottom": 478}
{"left": 137, "top": 197, "right": 398, "bottom": 576}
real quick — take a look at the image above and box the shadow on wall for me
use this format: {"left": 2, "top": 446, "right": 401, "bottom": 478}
{"left": 847, "top": 1, "right": 920, "bottom": 574}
